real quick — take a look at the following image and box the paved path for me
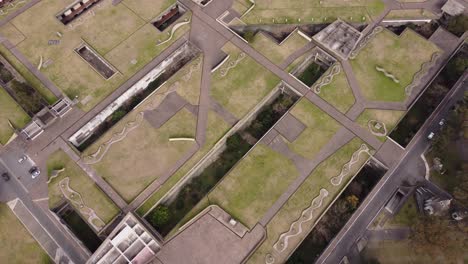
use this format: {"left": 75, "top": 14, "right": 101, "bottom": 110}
{"left": 9, "top": 198, "right": 73, "bottom": 263}
{"left": 209, "top": 98, "right": 239, "bottom": 126}
{"left": 0, "top": 159, "right": 90, "bottom": 263}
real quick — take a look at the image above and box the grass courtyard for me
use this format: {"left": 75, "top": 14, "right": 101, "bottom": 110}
{"left": 85, "top": 57, "right": 211, "bottom": 203}
{"left": 241, "top": 0, "right": 385, "bottom": 24}
{"left": 136, "top": 110, "right": 231, "bottom": 216}
{"left": 250, "top": 31, "right": 309, "bottom": 65}
{"left": 248, "top": 138, "right": 370, "bottom": 264}
{"left": 356, "top": 109, "right": 405, "bottom": 141}
{"left": 210, "top": 42, "right": 280, "bottom": 119}
{"left": 0, "top": 87, "right": 30, "bottom": 145}
{"left": 91, "top": 108, "right": 196, "bottom": 202}
{"left": 0, "top": 203, "right": 51, "bottom": 263}
{"left": 47, "top": 150, "right": 120, "bottom": 224}
{"left": 3, "top": 0, "right": 190, "bottom": 111}
{"left": 350, "top": 29, "right": 440, "bottom": 102}
{"left": 315, "top": 63, "right": 356, "bottom": 113}
{"left": 208, "top": 144, "right": 299, "bottom": 228}
{"left": 287, "top": 98, "right": 342, "bottom": 159}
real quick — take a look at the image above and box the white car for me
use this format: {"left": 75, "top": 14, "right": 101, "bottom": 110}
{"left": 18, "top": 155, "right": 27, "bottom": 163}
{"left": 29, "top": 167, "right": 40, "bottom": 179}
{"left": 427, "top": 132, "right": 435, "bottom": 140}
{"left": 439, "top": 119, "right": 445, "bottom": 126}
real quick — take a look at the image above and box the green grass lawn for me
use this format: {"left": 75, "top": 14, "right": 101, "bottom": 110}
{"left": 0, "top": 203, "right": 52, "bottom": 263}
{"left": 122, "top": 0, "right": 176, "bottom": 21}
{"left": 0, "top": 87, "right": 30, "bottom": 145}
{"left": 386, "top": 196, "right": 418, "bottom": 227}
{"left": 356, "top": 109, "right": 405, "bottom": 141}
{"left": 93, "top": 108, "right": 197, "bottom": 203}
{"left": 232, "top": 0, "right": 252, "bottom": 15}
{"left": 47, "top": 150, "right": 120, "bottom": 224}
{"left": 87, "top": 55, "right": 205, "bottom": 203}
{"left": 136, "top": 111, "right": 231, "bottom": 216}
{"left": 287, "top": 98, "right": 341, "bottom": 159}
{"left": 248, "top": 137, "right": 370, "bottom": 264}
{"left": 241, "top": 0, "right": 385, "bottom": 24}
{"left": 208, "top": 144, "right": 299, "bottom": 228}
{"left": 350, "top": 29, "right": 440, "bottom": 102}
{"left": 211, "top": 42, "right": 280, "bottom": 119}
{"left": 250, "top": 31, "right": 309, "bottom": 65}
{"left": 3, "top": 0, "right": 190, "bottom": 111}
{"left": 316, "top": 64, "right": 355, "bottom": 113}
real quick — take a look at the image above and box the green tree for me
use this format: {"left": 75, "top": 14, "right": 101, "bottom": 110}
{"left": 111, "top": 110, "right": 127, "bottom": 122}
{"left": 446, "top": 15, "right": 468, "bottom": 37}
{"left": 149, "top": 205, "right": 171, "bottom": 227}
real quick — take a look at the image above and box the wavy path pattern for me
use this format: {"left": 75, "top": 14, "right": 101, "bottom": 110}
{"left": 330, "top": 144, "right": 370, "bottom": 186}
{"left": 264, "top": 144, "right": 371, "bottom": 264}
{"left": 219, "top": 52, "right": 246, "bottom": 77}
{"left": 83, "top": 58, "right": 201, "bottom": 164}
{"left": 83, "top": 113, "right": 145, "bottom": 165}
{"left": 405, "top": 52, "right": 440, "bottom": 95}
{"left": 312, "top": 64, "right": 341, "bottom": 94}
{"left": 59, "top": 177, "right": 105, "bottom": 231}
{"left": 375, "top": 66, "right": 399, "bottom": 83}
{"left": 156, "top": 18, "right": 191, "bottom": 47}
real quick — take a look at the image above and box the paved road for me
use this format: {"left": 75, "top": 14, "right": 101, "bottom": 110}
{"left": 0, "top": 158, "right": 90, "bottom": 263}
{"left": 316, "top": 71, "right": 468, "bottom": 264}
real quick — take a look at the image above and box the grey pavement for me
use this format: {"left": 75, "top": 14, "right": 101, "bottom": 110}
{"left": 189, "top": 14, "right": 228, "bottom": 145}
{"left": 209, "top": 98, "right": 239, "bottom": 126}
{"left": 274, "top": 113, "right": 306, "bottom": 142}
{"left": 144, "top": 92, "right": 189, "bottom": 129}
{"left": 8, "top": 198, "right": 73, "bottom": 264}
{"left": 0, "top": 159, "right": 90, "bottom": 263}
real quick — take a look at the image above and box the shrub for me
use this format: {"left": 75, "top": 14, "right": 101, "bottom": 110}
{"left": 149, "top": 205, "right": 171, "bottom": 227}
